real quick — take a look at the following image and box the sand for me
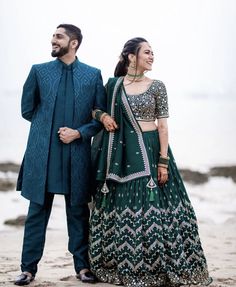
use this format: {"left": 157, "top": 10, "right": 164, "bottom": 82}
{"left": 0, "top": 174, "right": 236, "bottom": 287}
{"left": 0, "top": 218, "right": 236, "bottom": 287}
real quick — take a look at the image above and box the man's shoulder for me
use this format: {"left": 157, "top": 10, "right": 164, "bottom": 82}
{"left": 77, "top": 61, "right": 100, "bottom": 73}
{"left": 32, "top": 60, "right": 58, "bottom": 69}
{"left": 31, "top": 59, "right": 102, "bottom": 75}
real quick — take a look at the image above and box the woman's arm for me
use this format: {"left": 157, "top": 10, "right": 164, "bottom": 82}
{"left": 157, "top": 118, "right": 169, "bottom": 184}
{"left": 158, "top": 118, "right": 168, "bottom": 157}
{"left": 92, "top": 109, "right": 118, "bottom": 132}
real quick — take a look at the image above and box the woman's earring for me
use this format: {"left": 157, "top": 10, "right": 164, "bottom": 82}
{"left": 130, "top": 61, "right": 136, "bottom": 69}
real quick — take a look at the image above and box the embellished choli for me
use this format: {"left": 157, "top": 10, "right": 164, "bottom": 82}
{"left": 126, "top": 79, "right": 169, "bottom": 121}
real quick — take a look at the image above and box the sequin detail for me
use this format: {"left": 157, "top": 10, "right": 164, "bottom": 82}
{"left": 127, "top": 80, "right": 169, "bottom": 121}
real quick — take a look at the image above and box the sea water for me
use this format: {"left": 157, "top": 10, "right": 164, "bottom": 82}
{"left": 0, "top": 90, "right": 236, "bottom": 230}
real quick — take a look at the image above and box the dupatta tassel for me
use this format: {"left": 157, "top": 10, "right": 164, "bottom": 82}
{"left": 147, "top": 177, "right": 157, "bottom": 189}
{"left": 101, "top": 181, "right": 109, "bottom": 208}
{"left": 101, "top": 194, "right": 107, "bottom": 208}
{"left": 101, "top": 181, "right": 109, "bottom": 194}
{"left": 149, "top": 190, "right": 155, "bottom": 202}
{"left": 147, "top": 177, "right": 157, "bottom": 202}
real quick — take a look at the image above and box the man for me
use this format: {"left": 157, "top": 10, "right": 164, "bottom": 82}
{"left": 14, "top": 24, "right": 105, "bottom": 285}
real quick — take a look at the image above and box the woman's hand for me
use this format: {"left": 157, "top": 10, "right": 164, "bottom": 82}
{"left": 158, "top": 166, "right": 168, "bottom": 185}
{"left": 102, "top": 114, "right": 118, "bottom": 132}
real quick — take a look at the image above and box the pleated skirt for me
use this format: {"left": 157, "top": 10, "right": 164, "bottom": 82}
{"left": 89, "top": 130, "right": 212, "bottom": 287}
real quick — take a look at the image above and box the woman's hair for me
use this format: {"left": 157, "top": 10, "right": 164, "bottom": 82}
{"left": 57, "top": 24, "right": 83, "bottom": 51}
{"left": 114, "top": 37, "right": 147, "bottom": 77}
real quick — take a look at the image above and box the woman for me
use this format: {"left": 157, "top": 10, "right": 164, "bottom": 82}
{"left": 89, "top": 37, "right": 212, "bottom": 287}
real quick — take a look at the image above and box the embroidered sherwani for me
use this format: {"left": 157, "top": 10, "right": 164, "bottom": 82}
{"left": 16, "top": 58, "right": 106, "bottom": 276}
{"left": 17, "top": 58, "right": 106, "bottom": 205}
{"left": 47, "top": 60, "right": 75, "bottom": 195}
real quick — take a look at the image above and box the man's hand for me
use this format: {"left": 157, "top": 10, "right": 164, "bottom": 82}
{"left": 58, "top": 127, "right": 80, "bottom": 144}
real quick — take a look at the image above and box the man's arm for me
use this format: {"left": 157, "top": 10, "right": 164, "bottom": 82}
{"left": 77, "top": 70, "right": 106, "bottom": 141}
{"left": 59, "top": 70, "right": 106, "bottom": 144}
{"left": 21, "top": 65, "right": 40, "bottom": 122}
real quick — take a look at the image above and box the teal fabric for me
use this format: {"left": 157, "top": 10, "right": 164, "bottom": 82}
{"left": 21, "top": 193, "right": 90, "bottom": 275}
{"left": 17, "top": 59, "right": 106, "bottom": 206}
{"left": 17, "top": 58, "right": 106, "bottom": 278}
{"left": 90, "top": 130, "right": 212, "bottom": 286}
{"left": 47, "top": 61, "right": 75, "bottom": 194}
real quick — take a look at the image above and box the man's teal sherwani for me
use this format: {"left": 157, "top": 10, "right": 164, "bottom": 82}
{"left": 16, "top": 58, "right": 106, "bottom": 276}
{"left": 17, "top": 58, "right": 106, "bottom": 206}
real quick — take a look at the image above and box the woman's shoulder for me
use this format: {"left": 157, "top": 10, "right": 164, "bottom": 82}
{"left": 105, "top": 76, "right": 123, "bottom": 90}
{"left": 149, "top": 79, "right": 167, "bottom": 93}
{"left": 106, "top": 76, "right": 121, "bottom": 84}
{"left": 151, "top": 78, "right": 166, "bottom": 86}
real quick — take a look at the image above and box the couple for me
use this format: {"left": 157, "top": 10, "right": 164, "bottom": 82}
{"left": 14, "top": 24, "right": 212, "bottom": 286}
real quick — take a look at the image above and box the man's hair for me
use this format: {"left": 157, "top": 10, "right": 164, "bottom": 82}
{"left": 57, "top": 24, "right": 83, "bottom": 51}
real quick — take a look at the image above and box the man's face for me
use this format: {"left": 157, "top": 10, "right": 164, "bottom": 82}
{"left": 51, "top": 27, "right": 71, "bottom": 57}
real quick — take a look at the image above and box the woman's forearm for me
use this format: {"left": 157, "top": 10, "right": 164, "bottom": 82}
{"left": 158, "top": 123, "right": 169, "bottom": 157}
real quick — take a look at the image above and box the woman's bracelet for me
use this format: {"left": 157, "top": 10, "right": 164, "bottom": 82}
{"left": 158, "top": 163, "right": 168, "bottom": 169}
{"left": 92, "top": 109, "right": 107, "bottom": 122}
{"left": 159, "top": 157, "right": 169, "bottom": 165}
{"left": 158, "top": 154, "right": 170, "bottom": 168}
{"left": 92, "top": 109, "right": 102, "bottom": 120}
{"left": 158, "top": 156, "right": 170, "bottom": 165}
{"left": 159, "top": 152, "right": 169, "bottom": 159}
{"left": 100, "top": 112, "right": 109, "bottom": 122}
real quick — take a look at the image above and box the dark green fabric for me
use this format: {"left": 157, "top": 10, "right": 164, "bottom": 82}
{"left": 92, "top": 77, "right": 150, "bottom": 184}
{"left": 47, "top": 60, "right": 75, "bottom": 194}
{"left": 90, "top": 77, "right": 212, "bottom": 286}
{"left": 90, "top": 130, "right": 212, "bottom": 287}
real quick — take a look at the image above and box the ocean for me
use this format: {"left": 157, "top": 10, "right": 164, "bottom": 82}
{"left": 1, "top": 89, "right": 235, "bottom": 169}
{"left": 0, "top": 90, "right": 236, "bottom": 231}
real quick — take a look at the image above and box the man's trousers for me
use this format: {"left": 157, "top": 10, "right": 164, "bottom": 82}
{"left": 20, "top": 192, "right": 90, "bottom": 276}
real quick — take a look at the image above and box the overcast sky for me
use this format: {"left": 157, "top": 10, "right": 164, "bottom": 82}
{"left": 1, "top": 0, "right": 236, "bottom": 100}
{"left": 0, "top": 0, "right": 236, "bottom": 166}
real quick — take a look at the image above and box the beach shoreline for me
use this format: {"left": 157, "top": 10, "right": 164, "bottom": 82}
{"left": 1, "top": 220, "right": 236, "bottom": 287}
{"left": 0, "top": 163, "right": 236, "bottom": 287}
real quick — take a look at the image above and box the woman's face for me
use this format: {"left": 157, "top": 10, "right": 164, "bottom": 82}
{"left": 136, "top": 42, "right": 154, "bottom": 72}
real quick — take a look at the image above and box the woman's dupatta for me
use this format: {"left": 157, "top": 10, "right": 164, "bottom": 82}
{"left": 91, "top": 77, "right": 153, "bottom": 194}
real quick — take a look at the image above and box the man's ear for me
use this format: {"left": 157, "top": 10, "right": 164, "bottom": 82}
{"left": 71, "top": 40, "right": 78, "bottom": 49}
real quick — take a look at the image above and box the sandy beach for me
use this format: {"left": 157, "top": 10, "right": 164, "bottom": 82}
{"left": 0, "top": 165, "right": 236, "bottom": 287}
{"left": 1, "top": 219, "right": 236, "bottom": 287}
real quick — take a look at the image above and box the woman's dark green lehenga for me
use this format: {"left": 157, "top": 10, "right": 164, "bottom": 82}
{"left": 89, "top": 77, "right": 212, "bottom": 287}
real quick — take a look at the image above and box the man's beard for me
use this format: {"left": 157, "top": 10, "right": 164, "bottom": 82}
{"left": 51, "top": 43, "right": 70, "bottom": 57}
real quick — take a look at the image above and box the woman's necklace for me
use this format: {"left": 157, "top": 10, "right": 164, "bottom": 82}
{"left": 125, "top": 73, "right": 145, "bottom": 83}
{"left": 127, "top": 72, "right": 144, "bottom": 78}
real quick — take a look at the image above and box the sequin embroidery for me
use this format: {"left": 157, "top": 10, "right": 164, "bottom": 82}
{"left": 126, "top": 80, "right": 169, "bottom": 121}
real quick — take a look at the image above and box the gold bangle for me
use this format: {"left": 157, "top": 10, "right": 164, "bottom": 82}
{"left": 92, "top": 109, "right": 104, "bottom": 120}
{"left": 159, "top": 153, "right": 169, "bottom": 160}
{"left": 158, "top": 163, "right": 168, "bottom": 169}
{"left": 100, "top": 112, "right": 108, "bottom": 122}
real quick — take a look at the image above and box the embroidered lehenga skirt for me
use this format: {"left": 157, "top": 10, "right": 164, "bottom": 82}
{"left": 89, "top": 130, "right": 212, "bottom": 287}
